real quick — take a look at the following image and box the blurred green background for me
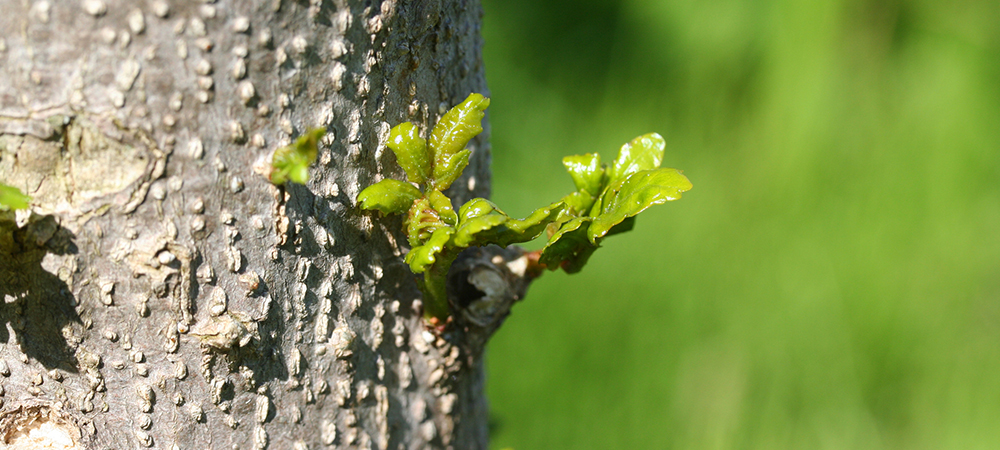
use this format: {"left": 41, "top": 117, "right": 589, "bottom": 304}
{"left": 480, "top": 0, "right": 1000, "bottom": 448}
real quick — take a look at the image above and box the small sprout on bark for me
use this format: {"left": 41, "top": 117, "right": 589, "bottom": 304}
{"left": 358, "top": 94, "right": 692, "bottom": 327}
{"left": 0, "top": 183, "right": 30, "bottom": 211}
{"left": 269, "top": 128, "right": 326, "bottom": 185}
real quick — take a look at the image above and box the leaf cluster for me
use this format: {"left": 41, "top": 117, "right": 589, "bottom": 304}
{"left": 357, "top": 93, "right": 692, "bottom": 322}
{"left": 540, "top": 133, "right": 693, "bottom": 272}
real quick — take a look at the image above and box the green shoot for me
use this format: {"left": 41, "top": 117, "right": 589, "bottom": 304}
{"left": 269, "top": 128, "right": 326, "bottom": 185}
{"left": 357, "top": 94, "right": 692, "bottom": 326}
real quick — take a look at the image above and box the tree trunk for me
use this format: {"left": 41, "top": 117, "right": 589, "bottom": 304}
{"left": 0, "top": 1, "right": 519, "bottom": 448}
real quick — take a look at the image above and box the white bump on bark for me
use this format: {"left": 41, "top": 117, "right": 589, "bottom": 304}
{"left": 194, "top": 38, "right": 213, "bottom": 52}
{"left": 190, "top": 216, "right": 206, "bottom": 232}
{"left": 176, "top": 39, "right": 188, "bottom": 59}
{"left": 291, "top": 35, "right": 308, "bottom": 54}
{"left": 151, "top": 1, "right": 169, "bottom": 18}
{"left": 321, "top": 420, "right": 337, "bottom": 445}
{"left": 195, "top": 59, "right": 213, "bottom": 75}
{"left": 231, "top": 57, "right": 247, "bottom": 79}
{"left": 232, "top": 16, "right": 250, "bottom": 33}
{"left": 127, "top": 10, "right": 146, "bottom": 34}
{"left": 110, "top": 90, "right": 125, "bottom": 108}
{"left": 189, "top": 17, "right": 206, "bottom": 36}
{"left": 239, "top": 81, "right": 256, "bottom": 104}
{"left": 81, "top": 0, "right": 107, "bottom": 17}
{"left": 199, "top": 4, "right": 217, "bottom": 19}
{"left": 32, "top": 1, "right": 51, "bottom": 23}
{"left": 169, "top": 92, "right": 184, "bottom": 111}
{"left": 258, "top": 28, "right": 272, "bottom": 47}
{"left": 253, "top": 426, "right": 268, "bottom": 450}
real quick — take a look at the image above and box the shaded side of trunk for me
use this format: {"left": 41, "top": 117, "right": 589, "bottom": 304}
{"left": 0, "top": 1, "right": 500, "bottom": 448}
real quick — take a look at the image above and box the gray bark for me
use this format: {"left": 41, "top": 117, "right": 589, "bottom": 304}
{"left": 0, "top": 1, "right": 525, "bottom": 449}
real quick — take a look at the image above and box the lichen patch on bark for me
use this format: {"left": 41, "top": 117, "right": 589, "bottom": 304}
{"left": 0, "top": 403, "right": 84, "bottom": 450}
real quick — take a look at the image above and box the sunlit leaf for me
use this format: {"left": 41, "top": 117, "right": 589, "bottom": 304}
{"left": 427, "top": 189, "right": 458, "bottom": 226}
{"left": 608, "top": 133, "right": 665, "bottom": 181}
{"left": 0, "top": 183, "right": 30, "bottom": 211}
{"left": 270, "top": 128, "right": 326, "bottom": 185}
{"left": 458, "top": 197, "right": 500, "bottom": 222}
{"left": 429, "top": 93, "right": 490, "bottom": 189}
{"left": 404, "top": 227, "right": 454, "bottom": 273}
{"left": 588, "top": 168, "right": 692, "bottom": 242}
{"left": 563, "top": 153, "right": 605, "bottom": 195}
{"left": 453, "top": 201, "right": 563, "bottom": 248}
{"left": 357, "top": 179, "right": 422, "bottom": 215}
{"left": 453, "top": 213, "right": 508, "bottom": 247}
{"left": 387, "top": 122, "right": 432, "bottom": 184}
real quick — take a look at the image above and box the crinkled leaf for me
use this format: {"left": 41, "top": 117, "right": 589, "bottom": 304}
{"left": 431, "top": 149, "right": 471, "bottom": 192}
{"left": 498, "top": 201, "right": 565, "bottom": 246}
{"left": 404, "top": 227, "right": 454, "bottom": 273}
{"left": 407, "top": 197, "right": 447, "bottom": 246}
{"left": 609, "top": 133, "right": 665, "bottom": 181}
{"left": 458, "top": 197, "right": 500, "bottom": 222}
{"left": 454, "top": 201, "right": 564, "bottom": 248}
{"left": 453, "top": 213, "right": 508, "bottom": 247}
{"left": 387, "top": 122, "right": 432, "bottom": 184}
{"left": 588, "top": 167, "right": 692, "bottom": 242}
{"left": 562, "top": 191, "right": 596, "bottom": 217}
{"left": 539, "top": 217, "right": 598, "bottom": 274}
{"left": 429, "top": 93, "right": 490, "bottom": 189}
{"left": 270, "top": 128, "right": 326, "bottom": 185}
{"left": 357, "top": 179, "right": 422, "bottom": 215}
{"left": 427, "top": 189, "right": 458, "bottom": 226}
{"left": 563, "top": 153, "right": 605, "bottom": 195}
{"left": 0, "top": 184, "right": 30, "bottom": 211}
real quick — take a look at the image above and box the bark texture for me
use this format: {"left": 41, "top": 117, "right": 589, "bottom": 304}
{"left": 0, "top": 1, "right": 520, "bottom": 449}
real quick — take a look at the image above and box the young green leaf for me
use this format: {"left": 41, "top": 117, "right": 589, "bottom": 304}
{"left": 357, "top": 179, "right": 422, "bottom": 215}
{"left": 270, "top": 128, "right": 326, "bottom": 185}
{"left": 588, "top": 167, "right": 692, "bottom": 242}
{"left": 429, "top": 93, "right": 490, "bottom": 189}
{"left": 453, "top": 213, "right": 509, "bottom": 247}
{"left": 387, "top": 122, "right": 432, "bottom": 184}
{"left": 0, "top": 183, "right": 31, "bottom": 211}
{"left": 427, "top": 189, "right": 459, "bottom": 226}
{"left": 608, "top": 132, "right": 665, "bottom": 181}
{"left": 458, "top": 197, "right": 500, "bottom": 222}
{"left": 538, "top": 217, "right": 598, "bottom": 274}
{"left": 404, "top": 227, "right": 455, "bottom": 273}
{"left": 563, "top": 153, "right": 605, "bottom": 195}
{"left": 454, "top": 201, "right": 564, "bottom": 248}
{"left": 406, "top": 198, "right": 449, "bottom": 246}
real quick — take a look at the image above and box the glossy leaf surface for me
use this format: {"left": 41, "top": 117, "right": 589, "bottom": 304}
{"left": 0, "top": 184, "right": 30, "bottom": 211}
{"left": 427, "top": 189, "right": 458, "bottom": 226}
{"left": 357, "top": 179, "right": 422, "bottom": 215}
{"left": 430, "top": 93, "right": 490, "bottom": 189}
{"left": 404, "top": 227, "right": 454, "bottom": 273}
{"left": 609, "top": 133, "right": 665, "bottom": 181}
{"left": 431, "top": 149, "right": 471, "bottom": 192}
{"left": 270, "top": 128, "right": 325, "bottom": 185}
{"left": 387, "top": 122, "right": 432, "bottom": 184}
{"left": 589, "top": 168, "right": 692, "bottom": 242}
{"left": 458, "top": 197, "right": 500, "bottom": 222}
{"left": 563, "top": 153, "right": 605, "bottom": 195}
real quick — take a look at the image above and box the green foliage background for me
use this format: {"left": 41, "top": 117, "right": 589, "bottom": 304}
{"left": 482, "top": 0, "right": 1000, "bottom": 448}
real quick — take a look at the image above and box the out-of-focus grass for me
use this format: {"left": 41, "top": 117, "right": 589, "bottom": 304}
{"left": 482, "top": 0, "right": 1000, "bottom": 449}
